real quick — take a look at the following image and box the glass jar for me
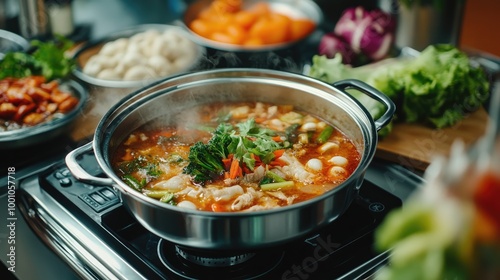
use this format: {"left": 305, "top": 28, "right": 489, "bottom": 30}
{"left": 46, "top": 0, "right": 74, "bottom": 36}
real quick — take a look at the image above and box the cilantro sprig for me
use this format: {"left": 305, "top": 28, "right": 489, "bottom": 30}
{"left": 230, "top": 118, "right": 285, "bottom": 169}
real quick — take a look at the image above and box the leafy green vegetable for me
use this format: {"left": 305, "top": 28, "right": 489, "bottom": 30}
{"left": 0, "top": 35, "right": 75, "bottom": 80}
{"left": 263, "top": 170, "right": 286, "bottom": 183}
{"left": 231, "top": 118, "right": 286, "bottom": 169}
{"left": 159, "top": 192, "right": 176, "bottom": 205}
{"left": 374, "top": 199, "right": 472, "bottom": 280}
{"left": 183, "top": 118, "right": 290, "bottom": 185}
{"left": 308, "top": 53, "right": 394, "bottom": 137}
{"left": 122, "top": 174, "right": 146, "bottom": 191}
{"left": 184, "top": 141, "right": 226, "bottom": 184}
{"left": 308, "top": 44, "right": 490, "bottom": 132}
{"left": 207, "top": 123, "right": 233, "bottom": 159}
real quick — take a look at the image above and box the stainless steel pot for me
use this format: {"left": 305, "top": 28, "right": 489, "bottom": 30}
{"left": 65, "top": 68, "right": 394, "bottom": 250}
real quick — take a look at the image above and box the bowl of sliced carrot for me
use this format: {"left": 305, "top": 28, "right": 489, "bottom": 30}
{"left": 182, "top": 0, "right": 323, "bottom": 52}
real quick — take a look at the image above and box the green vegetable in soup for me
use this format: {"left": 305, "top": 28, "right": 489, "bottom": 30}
{"left": 260, "top": 181, "right": 294, "bottom": 191}
{"left": 122, "top": 174, "right": 146, "bottom": 191}
{"left": 316, "top": 125, "right": 334, "bottom": 144}
{"left": 184, "top": 141, "right": 227, "bottom": 184}
{"left": 183, "top": 118, "right": 290, "bottom": 185}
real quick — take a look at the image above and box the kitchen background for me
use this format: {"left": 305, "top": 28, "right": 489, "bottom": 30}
{"left": 0, "top": 0, "right": 499, "bottom": 57}
{"left": 0, "top": 0, "right": 498, "bottom": 279}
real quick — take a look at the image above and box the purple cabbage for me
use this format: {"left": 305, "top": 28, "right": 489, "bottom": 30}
{"left": 319, "top": 6, "right": 396, "bottom": 64}
{"left": 318, "top": 33, "right": 356, "bottom": 64}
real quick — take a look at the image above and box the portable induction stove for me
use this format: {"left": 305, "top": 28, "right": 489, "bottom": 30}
{"left": 15, "top": 144, "right": 424, "bottom": 280}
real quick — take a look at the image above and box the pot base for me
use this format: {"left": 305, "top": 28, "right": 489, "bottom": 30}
{"left": 158, "top": 240, "right": 284, "bottom": 279}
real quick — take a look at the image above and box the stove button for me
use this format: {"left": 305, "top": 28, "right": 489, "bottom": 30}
{"left": 61, "top": 168, "right": 72, "bottom": 177}
{"left": 54, "top": 171, "right": 66, "bottom": 179}
{"left": 91, "top": 193, "right": 106, "bottom": 205}
{"left": 59, "top": 177, "right": 72, "bottom": 187}
{"left": 54, "top": 168, "right": 72, "bottom": 179}
{"left": 100, "top": 189, "right": 116, "bottom": 200}
{"left": 81, "top": 196, "right": 99, "bottom": 208}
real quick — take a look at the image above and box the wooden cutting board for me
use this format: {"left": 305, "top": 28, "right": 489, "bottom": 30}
{"left": 375, "top": 107, "right": 490, "bottom": 172}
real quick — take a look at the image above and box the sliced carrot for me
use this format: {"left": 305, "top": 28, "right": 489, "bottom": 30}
{"left": 229, "top": 158, "right": 241, "bottom": 179}
{"left": 225, "top": 24, "right": 247, "bottom": 44}
{"left": 268, "top": 13, "right": 292, "bottom": 41}
{"left": 210, "top": 31, "right": 240, "bottom": 44}
{"left": 222, "top": 158, "right": 232, "bottom": 170}
{"left": 233, "top": 10, "right": 258, "bottom": 29}
{"left": 190, "top": 19, "right": 217, "bottom": 38}
{"left": 273, "top": 149, "right": 285, "bottom": 158}
{"left": 248, "top": 16, "right": 274, "bottom": 44}
{"left": 290, "top": 19, "right": 315, "bottom": 41}
{"left": 243, "top": 36, "right": 264, "bottom": 47}
{"left": 191, "top": 1, "right": 314, "bottom": 46}
{"left": 272, "top": 136, "right": 283, "bottom": 142}
{"left": 253, "top": 117, "right": 266, "bottom": 123}
{"left": 270, "top": 159, "right": 287, "bottom": 167}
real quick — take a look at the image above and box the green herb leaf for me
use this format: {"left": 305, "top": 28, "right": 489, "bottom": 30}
{"left": 0, "top": 36, "right": 75, "bottom": 80}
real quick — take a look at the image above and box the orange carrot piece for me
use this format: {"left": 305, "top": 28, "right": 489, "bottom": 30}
{"left": 273, "top": 149, "right": 285, "bottom": 158}
{"left": 222, "top": 158, "right": 232, "bottom": 170}
{"left": 233, "top": 10, "right": 258, "bottom": 29}
{"left": 243, "top": 36, "right": 264, "bottom": 46}
{"left": 229, "top": 158, "right": 241, "bottom": 179}
{"left": 270, "top": 159, "right": 287, "bottom": 167}
{"left": 290, "top": 19, "right": 315, "bottom": 41}
{"left": 272, "top": 136, "right": 283, "bottom": 142}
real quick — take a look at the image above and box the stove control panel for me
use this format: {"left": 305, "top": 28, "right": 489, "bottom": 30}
{"left": 39, "top": 149, "right": 122, "bottom": 223}
{"left": 51, "top": 164, "right": 120, "bottom": 212}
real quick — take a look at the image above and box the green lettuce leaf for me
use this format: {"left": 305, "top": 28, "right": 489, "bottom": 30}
{"left": 308, "top": 44, "right": 490, "bottom": 132}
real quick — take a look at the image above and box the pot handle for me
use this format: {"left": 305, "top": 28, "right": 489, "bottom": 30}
{"left": 332, "top": 79, "right": 395, "bottom": 131}
{"left": 65, "top": 142, "right": 115, "bottom": 186}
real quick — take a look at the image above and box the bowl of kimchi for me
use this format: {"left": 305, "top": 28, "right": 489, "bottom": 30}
{"left": 0, "top": 77, "right": 88, "bottom": 149}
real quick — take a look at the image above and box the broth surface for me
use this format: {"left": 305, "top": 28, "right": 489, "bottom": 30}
{"left": 111, "top": 102, "right": 360, "bottom": 212}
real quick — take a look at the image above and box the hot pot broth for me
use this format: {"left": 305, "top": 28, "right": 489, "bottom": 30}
{"left": 111, "top": 101, "right": 360, "bottom": 212}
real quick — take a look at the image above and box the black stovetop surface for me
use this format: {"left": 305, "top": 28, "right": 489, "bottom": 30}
{"left": 35, "top": 149, "right": 401, "bottom": 280}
